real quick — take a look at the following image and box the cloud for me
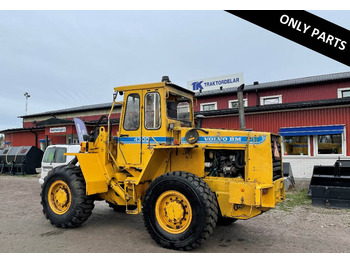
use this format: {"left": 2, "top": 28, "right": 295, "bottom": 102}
{"left": 0, "top": 10, "right": 349, "bottom": 131}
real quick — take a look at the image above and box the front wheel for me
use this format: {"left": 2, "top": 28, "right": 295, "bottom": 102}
{"left": 142, "top": 171, "right": 218, "bottom": 251}
{"left": 41, "top": 165, "right": 95, "bottom": 228}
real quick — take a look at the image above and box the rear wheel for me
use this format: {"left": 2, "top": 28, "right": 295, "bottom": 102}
{"left": 41, "top": 165, "right": 95, "bottom": 228}
{"left": 142, "top": 171, "right": 218, "bottom": 251}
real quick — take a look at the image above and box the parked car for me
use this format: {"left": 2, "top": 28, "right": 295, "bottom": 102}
{"left": 39, "top": 145, "right": 80, "bottom": 185}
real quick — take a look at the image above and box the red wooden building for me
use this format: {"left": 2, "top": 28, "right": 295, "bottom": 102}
{"left": 1, "top": 71, "right": 350, "bottom": 179}
{"left": 2, "top": 103, "right": 121, "bottom": 151}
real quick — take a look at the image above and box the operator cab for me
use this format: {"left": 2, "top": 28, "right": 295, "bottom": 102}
{"left": 114, "top": 77, "right": 195, "bottom": 167}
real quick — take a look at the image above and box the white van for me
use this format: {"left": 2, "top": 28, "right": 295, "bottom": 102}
{"left": 39, "top": 145, "right": 80, "bottom": 185}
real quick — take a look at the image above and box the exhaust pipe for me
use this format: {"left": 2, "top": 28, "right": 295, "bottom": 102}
{"left": 195, "top": 115, "right": 205, "bottom": 128}
{"left": 237, "top": 84, "right": 245, "bottom": 130}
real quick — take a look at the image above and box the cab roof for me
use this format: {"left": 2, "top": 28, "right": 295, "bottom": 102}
{"left": 114, "top": 82, "right": 195, "bottom": 96}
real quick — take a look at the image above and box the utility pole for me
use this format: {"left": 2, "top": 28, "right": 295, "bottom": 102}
{"left": 24, "top": 92, "right": 30, "bottom": 115}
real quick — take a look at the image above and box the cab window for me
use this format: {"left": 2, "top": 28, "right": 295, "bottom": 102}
{"left": 145, "top": 92, "right": 161, "bottom": 129}
{"left": 166, "top": 93, "right": 192, "bottom": 127}
{"left": 177, "top": 102, "right": 191, "bottom": 122}
{"left": 124, "top": 94, "right": 140, "bottom": 131}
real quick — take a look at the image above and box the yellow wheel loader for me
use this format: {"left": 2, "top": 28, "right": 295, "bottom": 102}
{"left": 41, "top": 77, "right": 285, "bottom": 250}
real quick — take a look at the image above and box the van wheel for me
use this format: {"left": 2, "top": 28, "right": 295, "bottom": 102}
{"left": 41, "top": 165, "right": 95, "bottom": 228}
{"left": 142, "top": 171, "right": 218, "bottom": 251}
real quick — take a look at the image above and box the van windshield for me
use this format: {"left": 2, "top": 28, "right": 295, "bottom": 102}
{"left": 43, "top": 148, "right": 55, "bottom": 163}
{"left": 55, "top": 148, "right": 67, "bottom": 163}
{"left": 42, "top": 147, "right": 67, "bottom": 163}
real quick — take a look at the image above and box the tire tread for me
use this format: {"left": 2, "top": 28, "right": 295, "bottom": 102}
{"left": 41, "top": 164, "right": 95, "bottom": 228}
{"left": 142, "top": 171, "right": 218, "bottom": 251}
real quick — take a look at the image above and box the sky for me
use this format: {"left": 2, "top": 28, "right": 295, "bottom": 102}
{"left": 0, "top": 10, "right": 350, "bottom": 131}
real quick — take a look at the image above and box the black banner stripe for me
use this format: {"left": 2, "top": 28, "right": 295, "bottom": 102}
{"left": 226, "top": 10, "right": 350, "bottom": 67}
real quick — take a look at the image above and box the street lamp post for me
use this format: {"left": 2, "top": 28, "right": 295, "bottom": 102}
{"left": 24, "top": 92, "right": 30, "bottom": 115}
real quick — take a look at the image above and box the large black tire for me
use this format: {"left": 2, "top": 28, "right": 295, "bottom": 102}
{"left": 142, "top": 171, "right": 218, "bottom": 251}
{"left": 217, "top": 216, "right": 238, "bottom": 226}
{"left": 41, "top": 165, "right": 95, "bottom": 228}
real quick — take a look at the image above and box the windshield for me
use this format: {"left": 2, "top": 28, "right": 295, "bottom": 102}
{"left": 43, "top": 148, "right": 55, "bottom": 163}
{"left": 42, "top": 147, "right": 67, "bottom": 163}
{"left": 166, "top": 93, "right": 192, "bottom": 127}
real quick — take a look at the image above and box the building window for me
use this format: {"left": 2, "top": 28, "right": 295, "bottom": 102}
{"left": 280, "top": 125, "right": 345, "bottom": 157}
{"left": 282, "top": 136, "right": 309, "bottom": 156}
{"left": 260, "top": 95, "right": 282, "bottom": 105}
{"left": 337, "top": 87, "right": 350, "bottom": 98}
{"left": 316, "top": 134, "right": 344, "bottom": 155}
{"left": 67, "top": 135, "right": 79, "bottom": 145}
{"left": 145, "top": 92, "right": 161, "bottom": 130}
{"left": 228, "top": 99, "right": 248, "bottom": 108}
{"left": 200, "top": 102, "right": 217, "bottom": 111}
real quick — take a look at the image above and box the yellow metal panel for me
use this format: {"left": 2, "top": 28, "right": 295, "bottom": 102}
{"left": 246, "top": 133, "right": 273, "bottom": 184}
{"left": 76, "top": 153, "right": 108, "bottom": 195}
{"left": 261, "top": 187, "right": 275, "bottom": 208}
{"left": 229, "top": 182, "right": 256, "bottom": 206}
{"left": 273, "top": 178, "right": 286, "bottom": 204}
{"left": 204, "top": 177, "right": 262, "bottom": 219}
{"left": 169, "top": 147, "right": 205, "bottom": 177}
{"left": 118, "top": 142, "right": 141, "bottom": 165}
{"left": 136, "top": 149, "right": 171, "bottom": 184}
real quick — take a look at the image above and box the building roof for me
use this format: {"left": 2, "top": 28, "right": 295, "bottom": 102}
{"left": 19, "top": 102, "right": 116, "bottom": 119}
{"left": 3, "top": 97, "right": 350, "bottom": 134}
{"left": 0, "top": 126, "right": 44, "bottom": 134}
{"left": 195, "top": 71, "right": 350, "bottom": 98}
{"left": 19, "top": 71, "right": 350, "bottom": 119}
{"left": 195, "top": 97, "right": 350, "bottom": 117}
{"left": 0, "top": 118, "right": 120, "bottom": 134}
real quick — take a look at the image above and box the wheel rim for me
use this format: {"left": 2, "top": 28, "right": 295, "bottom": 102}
{"left": 155, "top": 190, "right": 192, "bottom": 234}
{"left": 48, "top": 180, "right": 72, "bottom": 215}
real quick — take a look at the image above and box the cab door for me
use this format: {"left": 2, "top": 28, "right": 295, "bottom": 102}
{"left": 117, "top": 91, "right": 142, "bottom": 165}
{"left": 141, "top": 90, "right": 163, "bottom": 163}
